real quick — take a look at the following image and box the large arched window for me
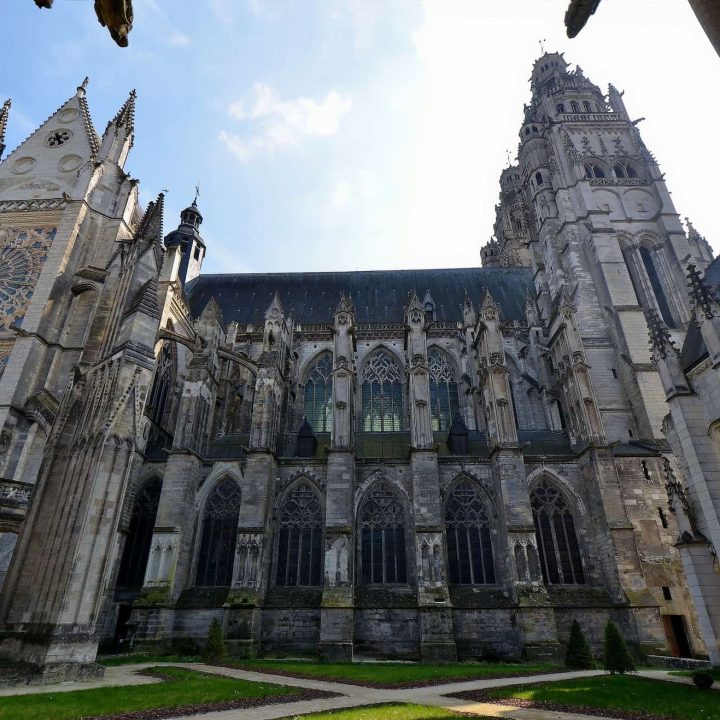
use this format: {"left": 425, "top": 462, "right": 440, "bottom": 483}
{"left": 428, "top": 348, "right": 459, "bottom": 431}
{"left": 147, "top": 341, "right": 174, "bottom": 428}
{"left": 359, "top": 481, "right": 407, "bottom": 584}
{"left": 445, "top": 479, "right": 495, "bottom": 584}
{"left": 640, "top": 246, "right": 675, "bottom": 326}
{"left": 116, "top": 477, "right": 162, "bottom": 590}
{"left": 275, "top": 481, "right": 323, "bottom": 586}
{"left": 531, "top": 479, "right": 585, "bottom": 585}
{"left": 196, "top": 478, "right": 242, "bottom": 587}
{"left": 304, "top": 354, "right": 333, "bottom": 432}
{"left": 584, "top": 162, "right": 605, "bottom": 179}
{"left": 361, "top": 350, "right": 403, "bottom": 432}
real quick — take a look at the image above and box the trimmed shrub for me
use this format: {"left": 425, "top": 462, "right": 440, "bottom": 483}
{"left": 603, "top": 621, "right": 635, "bottom": 674}
{"left": 565, "top": 620, "right": 594, "bottom": 669}
{"left": 692, "top": 670, "right": 715, "bottom": 689}
{"left": 204, "top": 618, "right": 226, "bottom": 664}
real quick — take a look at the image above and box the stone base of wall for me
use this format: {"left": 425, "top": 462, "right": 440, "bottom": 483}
{"left": 0, "top": 661, "right": 104, "bottom": 688}
{"left": 646, "top": 654, "right": 711, "bottom": 669}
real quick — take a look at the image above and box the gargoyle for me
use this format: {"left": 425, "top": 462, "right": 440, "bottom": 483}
{"left": 94, "top": 0, "right": 134, "bottom": 47}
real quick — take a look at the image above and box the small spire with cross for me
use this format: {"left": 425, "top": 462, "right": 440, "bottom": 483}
{"left": 193, "top": 184, "right": 200, "bottom": 205}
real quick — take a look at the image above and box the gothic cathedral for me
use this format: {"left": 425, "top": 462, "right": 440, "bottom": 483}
{"left": 0, "top": 54, "right": 717, "bottom": 676}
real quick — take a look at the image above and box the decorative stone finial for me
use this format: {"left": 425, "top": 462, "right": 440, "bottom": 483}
{"left": 687, "top": 264, "right": 718, "bottom": 320}
{"left": 335, "top": 292, "right": 354, "bottom": 316}
{"left": 76, "top": 77, "right": 89, "bottom": 98}
{"left": 645, "top": 308, "right": 676, "bottom": 359}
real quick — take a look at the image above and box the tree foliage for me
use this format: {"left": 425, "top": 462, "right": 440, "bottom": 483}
{"left": 204, "top": 618, "right": 226, "bottom": 664}
{"left": 603, "top": 621, "right": 635, "bottom": 674}
{"left": 565, "top": 619, "right": 594, "bottom": 669}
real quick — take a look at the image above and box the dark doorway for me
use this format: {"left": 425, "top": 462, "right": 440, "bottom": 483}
{"left": 663, "top": 614, "right": 692, "bottom": 657}
{"left": 113, "top": 603, "right": 134, "bottom": 649}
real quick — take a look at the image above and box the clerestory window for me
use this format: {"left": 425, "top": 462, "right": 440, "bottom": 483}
{"left": 304, "top": 353, "right": 333, "bottom": 432}
{"left": 428, "top": 348, "right": 459, "bottom": 432}
{"left": 361, "top": 350, "right": 403, "bottom": 432}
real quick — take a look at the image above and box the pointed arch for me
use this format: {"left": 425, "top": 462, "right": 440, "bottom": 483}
{"left": 357, "top": 479, "right": 408, "bottom": 584}
{"left": 274, "top": 478, "right": 324, "bottom": 586}
{"left": 530, "top": 476, "right": 585, "bottom": 585}
{"left": 360, "top": 347, "right": 404, "bottom": 432}
{"left": 116, "top": 476, "right": 162, "bottom": 590}
{"left": 427, "top": 346, "right": 459, "bottom": 431}
{"left": 195, "top": 476, "right": 241, "bottom": 587}
{"left": 444, "top": 476, "right": 496, "bottom": 585}
{"left": 146, "top": 340, "right": 176, "bottom": 429}
{"left": 302, "top": 352, "right": 333, "bottom": 433}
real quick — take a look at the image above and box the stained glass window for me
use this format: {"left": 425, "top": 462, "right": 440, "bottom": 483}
{"left": 359, "top": 482, "right": 407, "bottom": 584}
{"left": 196, "top": 478, "right": 242, "bottom": 587}
{"left": 361, "top": 350, "right": 403, "bottom": 432}
{"left": 445, "top": 479, "right": 495, "bottom": 584}
{"left": 116, "top": 477, "right": 162, "bottom": 590}
{"left": 640, "top": 246, "right": 674, "bottom": 327}
{"left": 304, "top": 354, "right": 333, "bottom": 432}
{"left": 428, "top": 348, "right": 459, "bottom": 431}
{"left": 275, "top": 481, "right": 323, "bottom": 586}
{"left": 531, "top": 479, "right": 585, "bottom": 585}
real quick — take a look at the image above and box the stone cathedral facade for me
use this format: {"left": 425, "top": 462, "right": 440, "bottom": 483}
{"left": 0, "top": 54, "right": 717, "bottom": 674}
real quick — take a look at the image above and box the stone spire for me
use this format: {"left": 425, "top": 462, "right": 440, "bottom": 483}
{"left": 335, "top": 292, "right": 354, "bottom": 317}
{"left": 645, "top": 308, "right": 690, "bottom": 397}
{"left": 480, "top": 288, "right": 500, "bottom": 320}
{"left": 0, "top": 99, "right": 10, "bottom": 159}
{"left": 462, "top": 289, "right": 476, "bottom": 327}
{"left": 108, "top": 88, "right": 136, "bottom": 138}
{"left": 687, "top": 264, "right": 718, "bottom": 320}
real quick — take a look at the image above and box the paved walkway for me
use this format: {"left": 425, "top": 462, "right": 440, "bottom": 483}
{"left": 0, "top": 661, "right": 710, "bottom": 720}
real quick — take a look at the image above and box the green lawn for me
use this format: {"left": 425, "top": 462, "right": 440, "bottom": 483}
{"left": 670, "top": 667, "right": 720, "bottom": 681}
{"left": 481, "top": 675, "right": 720, "bottom": 720}
{"left": 0, "top": 666, "right": 301, "bottom": 720}
{"left": 99, "top": 653, "right": 200, "bottom": 667}
{"left": 237, "top": 659, "right": 557, "bottom": 686}
{"left": 284, "top": 704, "right": 472, "bottom": 720}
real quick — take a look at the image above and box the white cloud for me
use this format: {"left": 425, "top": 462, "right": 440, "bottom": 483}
{"left": 220, "top": 83, "right": 352, "bottom": 161}
{"left": 331, "top": 180, "right": 352, "bottom": 209}
{"left": 166, "top": 31, "right": 191, "bottom": 47}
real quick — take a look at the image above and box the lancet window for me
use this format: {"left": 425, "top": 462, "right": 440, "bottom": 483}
{"left": 445, "top": 479, "right": 495, "bottom": 584}
{"left": 531, "top": 479, "right": 585, "bottom": 585}
{"left": 275, "top": 481, "right": 323, "bottom": 586}
{"left": 147, "top": 341, "right": 174, "bottom": 428}
{"left": 116, "top": 477, "right": 162, "bottom": 590}
{"left": 428, "top": 348, "right": 459, "bottom": 432}
{"left": 359, "top": 482, "right": 407, "bottom": 584}
{"left": 583, "top": 163, "right": 605, "bottom": 179}
{"left": 196, "top": 478, "right": 242, "bottom": 587}
{"left": 304, "top": 354, "right": 333, "bottom": 433}
{"left": 613, "top": 162, "right": 638, "bottom": 179}
{"left": 361, "top": 350, "right": 403, "bottom": 432}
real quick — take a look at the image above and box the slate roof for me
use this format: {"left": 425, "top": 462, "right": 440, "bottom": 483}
{"left": 680, "top": 255, "right": 720, "bottom": 371}
{"left": 186, "top": 267, "right": 534, "bottom": 326}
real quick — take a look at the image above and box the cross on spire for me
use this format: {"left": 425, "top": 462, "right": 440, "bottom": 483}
{"left": 193, "top": 184, "right": 200, "bottom": 205}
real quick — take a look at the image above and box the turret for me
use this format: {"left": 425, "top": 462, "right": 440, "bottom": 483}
{"left": 163, "top": 194, "right": 206, "bottom": 285}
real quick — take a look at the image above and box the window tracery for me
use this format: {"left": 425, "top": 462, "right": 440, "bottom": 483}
{"left": 196, "top": 478, "right": 241, "bottom": 587}
{"left": 359, "top": 481, "right": 407, "bottom": 584}
{"left": 147, "top": 341, "right": 174, "bottom": 428}
{"left": 361, "top": 350, "right": 403, "bottom": 432}
{"left": 116, "top": 478, "right": 162, "bottom": 590}
{"left": 584, "top": 163, "right": 605, "bottom": 179}
{"left": 428, "top": 348, "right": 459, "bottom": 432}
{"left": 445, "top": 479, "right": 495, "bottom": 584}
{"left": 304, "top": 353, "right": 333, "bottom": 433}
{"left": 275, "top": 481, "right": 323, "bottom": 586}
{"left": 531, "top": 479, "right": 585, "bottom": 585}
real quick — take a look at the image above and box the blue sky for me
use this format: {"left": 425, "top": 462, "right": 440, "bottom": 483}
{"left": 1, "top": 0, "right": 719, "bottom": 274}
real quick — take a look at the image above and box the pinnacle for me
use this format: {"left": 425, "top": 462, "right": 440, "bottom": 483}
{"left": 335, "top": 292, "right": 354, "bottom": 316}
{"left": 266, "top": 290, "right": 284, "bottom": 317}
{"left": 481, "top": 288, "right": 498, "bottom": 311}
{"left": 686, "top": 264, "right": 717, "bottom": 320}
{"left": 108, "top": 89, "right": 136, "bottom": 137}
{"left": 645, "top": 308, "right": 676, "bottom": 359}
{"left": 0, "top": 98, "right": 11, "bottom": 158}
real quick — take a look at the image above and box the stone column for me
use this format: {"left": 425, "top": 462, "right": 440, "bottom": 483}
{"left": 405, "top": 292, "right": 433, "bottom": 450}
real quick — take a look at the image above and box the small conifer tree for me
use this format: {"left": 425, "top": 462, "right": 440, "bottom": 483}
{"left": 204, "top": 618, "right": 226, "bottom": 664}
{"left": 565, "top": 619, "right": 593, "bottom": 669}
{"left": 603, "top": 620, "right": 635, "bottom": 674}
